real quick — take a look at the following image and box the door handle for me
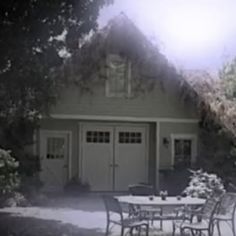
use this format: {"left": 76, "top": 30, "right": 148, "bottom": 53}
{"left": 109, "top": 164, "right": 113, "bottom": 167}
{"left": 63, "top": 164, "right": 68, "bottom": 168}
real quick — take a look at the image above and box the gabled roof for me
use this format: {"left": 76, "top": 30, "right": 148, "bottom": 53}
{"left": 67, "top": 13, "right": 188, "bottom": 94}
{"left": 65, "top": 13, "right": 236, "bottom": 139}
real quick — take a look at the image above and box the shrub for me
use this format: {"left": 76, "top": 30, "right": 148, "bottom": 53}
{"left": 64, "top": 177, "right": 90, "bottom": 196}
{"left": 2, "top": 192, "right": 29, "bottom": 207}
{"left": 183, "top": 169, "right": 225, "bottom": 198}
{"left": 19, "top": 175, "right": 43, "bottom": 197}
{"left": 18, "top": 153, "right": 41, "bottom": 177}
{"left": 0, "top": 149, "right": 20, "bottom": 195}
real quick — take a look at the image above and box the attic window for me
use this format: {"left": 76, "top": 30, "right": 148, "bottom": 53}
{"left": 106, "top": 54, "right": 131, "bottom": 97}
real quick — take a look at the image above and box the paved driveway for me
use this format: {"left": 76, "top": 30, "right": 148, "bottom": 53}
{"left": 0, "top": 195, "right": 233, "bottom": 236}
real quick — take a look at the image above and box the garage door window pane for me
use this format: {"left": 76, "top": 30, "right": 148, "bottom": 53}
{"left": 86, "top": 131, "right": 110, "bottom": 143}
{"left": 119, "top": 132, "right": 142, "bottom": 144}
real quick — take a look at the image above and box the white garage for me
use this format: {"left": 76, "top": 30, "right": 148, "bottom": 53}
{"left": 80, "top": 123, "right": 149, "bottom": 191}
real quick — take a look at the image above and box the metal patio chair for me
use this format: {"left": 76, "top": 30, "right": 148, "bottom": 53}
{"left": 174, "top": 197, "right": 219, "bottom": 236}
{"left": 213, "top": 192, "right": 236, "bottom": 236}
{"left": 103, "top": 195, "right": 149, "bottom": 236}
{"left": 128, "top": 184, "right": 155, "bottom": 196}
{"left": 128, "top": 184, "right": 163, "bottom": 229}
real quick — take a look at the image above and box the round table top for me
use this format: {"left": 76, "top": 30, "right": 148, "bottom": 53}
{"left": 116, "top": 195, "right": 206, "bottom": 206}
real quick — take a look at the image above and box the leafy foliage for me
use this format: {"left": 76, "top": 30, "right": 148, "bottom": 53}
{"left": 0, "top": 149, "right": 20, "bottom": 195}
{"left": 64, "top": 177, "right": 90, "bottom": 195}
{"left": 220, "top": 58, "right": 236, "bottom": 100}
{"left": 180, "top": 60, "right": 236, "bottom": 184}
{"left": 0, "top": 0, "right": 112, "bottom": 121}
{"left": 198, "top": 118, "right": 236, "bottom": 184}
{"left": 184, "top": 169, "right": 225, "bottom": 199}
{"left": 66, "top": 14, "right": 180, "bottom": 96}
{"left": 0, "top": 0, "right": 113, "bottom": 174}
{"left": 182, "top": 59, "right": 236, "bottom": 184}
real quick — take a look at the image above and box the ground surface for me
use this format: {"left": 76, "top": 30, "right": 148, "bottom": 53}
{"left": 0, "top": 195, "right": 233, "bottom": 236}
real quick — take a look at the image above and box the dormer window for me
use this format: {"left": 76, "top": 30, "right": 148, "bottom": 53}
{"left": 106, "top": 54, "right": 131, "bottom": 97}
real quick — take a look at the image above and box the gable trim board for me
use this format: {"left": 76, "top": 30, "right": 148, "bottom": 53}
{"left": 50, "top": 114, "right": 199, "bottom": 123}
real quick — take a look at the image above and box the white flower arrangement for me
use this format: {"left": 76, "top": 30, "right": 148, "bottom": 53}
{"left": 184, "top": 169, "right": 225, "bottom": 198}
{"left": 160, "top": 190, "right": 168, "bottom": 200}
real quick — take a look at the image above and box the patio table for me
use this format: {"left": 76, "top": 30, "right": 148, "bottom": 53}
{"left": 116, "top": 195, "right": 206, "bottom": 232}
{"left": 116, "top": 195, "right": 205, "bottom": 207}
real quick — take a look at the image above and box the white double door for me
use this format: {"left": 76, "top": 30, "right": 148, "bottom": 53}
{"left": 81, "top": 123, "right": 148, "bottom": 191}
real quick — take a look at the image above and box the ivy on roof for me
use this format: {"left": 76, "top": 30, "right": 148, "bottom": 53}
{"left": 62, "top": 13, "right": 186, "bottom": 96}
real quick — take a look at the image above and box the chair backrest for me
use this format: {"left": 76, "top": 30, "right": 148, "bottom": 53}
{"left": 217, "top": 192, "right": 236, "bottom": 217}
{"left": 201, "top": 197, "right": 219, "bottom": 220}
{"left": 103, "top": 195, "right": 123, "bottom": 219}
{"left": 129, "top": 184, "right": 154, "bottom": 196}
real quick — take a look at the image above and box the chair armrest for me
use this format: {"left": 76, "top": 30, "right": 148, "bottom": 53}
{"left": 174, "top": 206, "right": 202, "bottom": 222}
{"left": 182, "top": 206, "right": 202, "bottom": 215}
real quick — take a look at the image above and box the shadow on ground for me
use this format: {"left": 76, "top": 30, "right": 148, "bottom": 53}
{"left": 0, "top": 212, "right": 104, "bottom": 236}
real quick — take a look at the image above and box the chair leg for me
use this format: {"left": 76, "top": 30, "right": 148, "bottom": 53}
{"left": 160, "top": 208, "right": 163, "bottom": 230}
{"left": 160, "top": 219, "right": 163, "bottom": 230}
{"left": 172, "top": 223, "right": 176, "bottom": 236}
{"left": 232, "top": 219, "right": 236, "bottom": 236}
{"left": 105, "top": 221, "right": 110, "bottom": 236}
{"left": 129, "top": 227, "right": 134, "bottom": 236}
{"left": 209, "top": 221, "right": 215, "bottom": 236}
{"left": 137, "top": 226, "right": 141, "bottom": 236}
{"left": 151, "top": 212, "right": 154, "bottom": 226}
{"left": 216, "top": 221, "right": 221, "bottom": 236}
{"left": 180, "top": 228, "right": 185, "bottom": 236}
{"left": 121, "top": 227, "right": 124, "bottom": 236}
{"left": 146, "top": 224, "right": 149, "bottom": 236}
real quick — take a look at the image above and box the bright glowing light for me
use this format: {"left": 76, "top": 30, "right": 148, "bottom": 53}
{"left": 99, "top": 0, "right": 236, "bottom": 69}
{"left": 161, "top": 2, "right": 227, "bottom": 53}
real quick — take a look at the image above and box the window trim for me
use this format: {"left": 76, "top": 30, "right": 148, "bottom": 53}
{"left": 170, "top": 134, "right": 197, "bottom": 168}
{"left": 118, "top": 131, "right": 142, "bottom": 144}
{"left": 105, "top": 54, "right": 132, "bottom": 98}
{"left": 85, "top": 130, "right": 110, "bottom": 144}
{"left": 46, "top": 136, "right": 66, "bottom": 159}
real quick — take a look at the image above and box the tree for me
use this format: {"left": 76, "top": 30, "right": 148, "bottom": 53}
{"left": 195, "top": 58, "right": 236, "bottom": 186}
{"left": 0, "top": 0, "right": 113, "bottom": 175}
{"left": 219, "top": 58, "right": 236, "bottom": 100}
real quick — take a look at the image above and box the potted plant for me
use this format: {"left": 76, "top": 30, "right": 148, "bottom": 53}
{"left": 160, "top": 190, "right": 168, "bottom": 200}
{"left": 64, "top": 177, "right": 90, "bottom": 196}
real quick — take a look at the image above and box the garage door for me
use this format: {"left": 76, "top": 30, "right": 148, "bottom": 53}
{"left": 81, "top": 123, "right": 148, "bottom": 191}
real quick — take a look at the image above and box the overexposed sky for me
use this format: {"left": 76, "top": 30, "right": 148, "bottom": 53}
{"left": 99, "top": 0, "right": 236, "bottom": 71}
